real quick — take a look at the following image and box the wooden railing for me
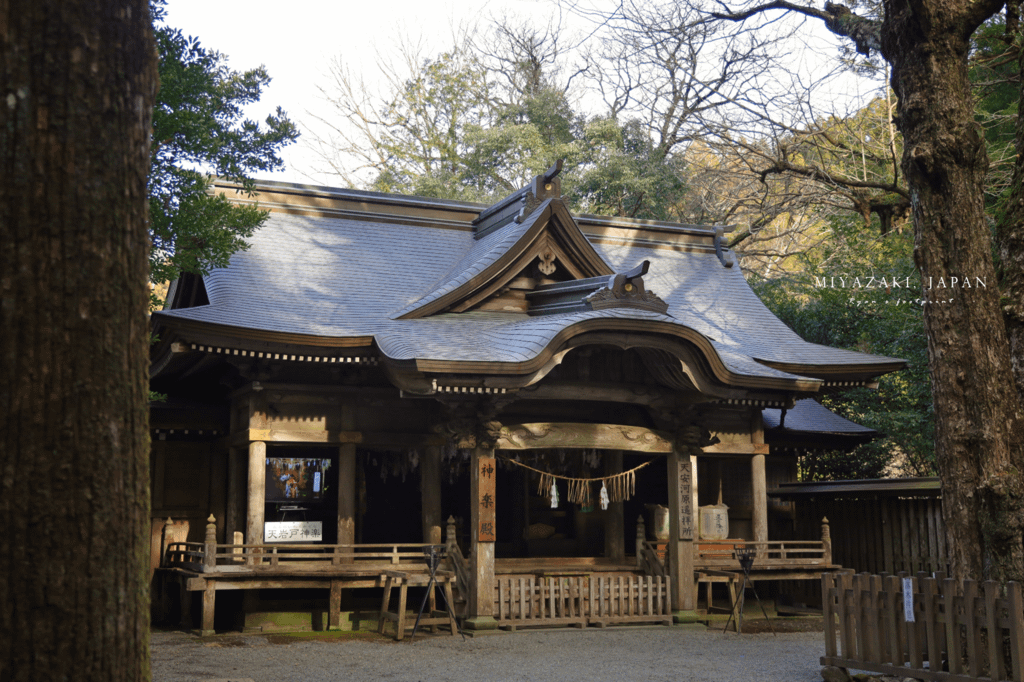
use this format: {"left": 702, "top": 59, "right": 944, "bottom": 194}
{"left": 635, "top": 516, "right": 668, "bottom": 576}
{"left": 162, "top": 515, "right": 442, "bottom": 572}
{"left": 494, "top": 574, "right": 672, "bottom": 629}
{"left": 822, "top": 572, "right": 1024, "bottom": 682}
{"left": 697, "top": 540, "right": 831, "bottom": 568}
{"left": 632, "top": 515, "right": 833, "bottom": 573}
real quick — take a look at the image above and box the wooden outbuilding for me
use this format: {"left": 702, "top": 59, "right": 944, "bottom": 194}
{"left": 149, "top": 166, "right": 904, "bottom": 633}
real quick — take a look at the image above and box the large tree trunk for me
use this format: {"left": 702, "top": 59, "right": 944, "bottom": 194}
{"left": 882, "top": 0, "right": 1024, "bottom": 583}
{"left": 0, "top": 2, "right": 157, "bottom": 681}
{"left": 997, "top": 23, "right": 1024, "bottom": 408}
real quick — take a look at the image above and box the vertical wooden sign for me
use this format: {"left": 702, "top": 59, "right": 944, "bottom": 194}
{"left": 677, "top": 456, "right": 693, "bottom": 540}
{"left": 478, "top": 456, "right": 496, "bottom": 542}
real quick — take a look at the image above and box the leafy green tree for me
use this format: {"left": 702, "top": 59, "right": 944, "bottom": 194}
{"left": 567, "top": 117, "right": 689, "bottom": 221}
{"left": 751, "top": 217, "right": 933, "bottom": 481}
{"left": 149, "top": 0, "right": 298, "bottom": 288}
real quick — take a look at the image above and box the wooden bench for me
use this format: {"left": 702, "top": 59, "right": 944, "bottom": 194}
{"left": 377, "top": 569, "right": 458, "bottom": 641}
{"left": 694, "top": 569, "right": 742, "bottom": 630}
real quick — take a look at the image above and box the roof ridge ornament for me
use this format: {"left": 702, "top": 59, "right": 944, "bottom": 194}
{"left": 585, "top": 260, "right": 669, "bottom": 314}
{"left": 714, "top": 227, "right": 735, "bottom": 268}
{"left": 515, "top": 160, "right": 564, "bottom": 224}
{"left": 526, "top": 259, "right": 670, "bottom": 316}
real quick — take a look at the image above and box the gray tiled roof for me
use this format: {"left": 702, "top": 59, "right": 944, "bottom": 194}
{"left": 763, "top": 399, "right": 878, "bottom": 435}
{"left": 391, "top": 201, "right": 550, "bottom": 319}
{"left": 155, "top": 205, "right": 902, "bottom": 379}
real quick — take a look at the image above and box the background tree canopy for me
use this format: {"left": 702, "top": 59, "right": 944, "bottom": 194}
{"left": 149, "top": 0, "right": 298, "bottom": 291}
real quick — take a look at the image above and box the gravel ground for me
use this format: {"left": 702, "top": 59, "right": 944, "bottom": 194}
{"left": 151, "top": 625, "right": 828, "bottom": 682}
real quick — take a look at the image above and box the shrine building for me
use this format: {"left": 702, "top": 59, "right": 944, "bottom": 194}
{"left": 149, "top": 164, "right": 903, "bottom": 634}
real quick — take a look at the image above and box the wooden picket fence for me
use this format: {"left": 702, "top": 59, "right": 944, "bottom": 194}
{"left": 822, "top": 572, "right": 1024, "bottom": 682}
{"left": 494, "top": 574, "right": 672, "bottom": 630}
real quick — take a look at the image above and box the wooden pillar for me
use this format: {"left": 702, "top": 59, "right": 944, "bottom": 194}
{"left": 604, "top": 450, "right": 625, "bottom": 562}
{"left": 337, "top": 403, "right": 356, "bottom": 549}
{"left": 668, "top": 430, "right": 697, "bottom": 616}
{"left": 337, "top": 443, "right": 356, "bottom": 547}
{"left": 225, "top": 447, "right": 244, "bottom": 541}
{"left": 246, "top": 440, "right": 266, "bottom": 545}
{"left": 466, "top": 445, "right": 497, "bottom": 629}
{"left": 421, "top": 445, "right": 443, "bottom": 545}
{"left": 751, "top": 411, "right": 768, "bottom": 545}
{"left": 752, "top": 454, "right": 768, "bottom": 545}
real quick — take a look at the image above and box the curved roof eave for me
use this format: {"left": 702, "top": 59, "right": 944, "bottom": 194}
{"left": 377, "top": 315, "right": 824, "bottom": 392}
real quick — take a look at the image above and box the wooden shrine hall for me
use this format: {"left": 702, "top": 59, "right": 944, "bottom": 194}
{"left": 149, "top": 164, "right": 904, "bottom": 634}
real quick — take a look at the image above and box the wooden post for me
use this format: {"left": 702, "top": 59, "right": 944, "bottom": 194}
{"left": 161, "top": 517, "right": 174, "bottom": 568}
{"left": 337, "top": 443, "right": 356, "bottom": 549}
{"left": 636, "top": 515, "right": 646, "bottom": 569}
{"left": 204, "top": 514, "right": 217, "bottom": 571}
{"left": 751, "top": 453, "right": 768, "bottom": 547}
{"left": 421, "top": 445, "right": 443, "bottom": 545}
{"left": 604, "top": 450, "right": 625, "bottom": 562}
{"left": 246, "top": 440, "right": 266, "bottom": 546}
{"left": 338, "top": 403, "right": 357, "bottom": 550}
{"left": 446, "top": 515, "right": 458, "bottom": 551}
{"left": 225, "top": 447, "right": 244, "bottom": 541}
{"left": 751, "top": 409, "right": 768, "bottom": 555}
{"left": 466, "top": 445, "right": 497, "bottom": 629}
{"left": 668, "top": 432, "right": 696, "bottom": 615}
{"left": 822, "top": 517, "right": 833, "bottom": 566}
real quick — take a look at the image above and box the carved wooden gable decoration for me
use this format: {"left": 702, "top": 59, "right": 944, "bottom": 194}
{"left": 394, "top": 162, "right": 617, "bottom": 319}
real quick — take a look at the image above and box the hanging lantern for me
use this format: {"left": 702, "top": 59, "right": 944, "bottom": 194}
{"left": 599, "top": 481, "right": 610, "bottom": 510}
{"left": 550, "top": 480, "right": 560, "bottom": 508}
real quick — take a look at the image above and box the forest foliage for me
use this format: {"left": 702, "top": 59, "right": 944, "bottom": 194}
{"left": 149, "top": 0, "right": 298, "bottom": 293}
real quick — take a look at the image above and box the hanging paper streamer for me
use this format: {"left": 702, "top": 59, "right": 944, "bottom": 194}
{"left": 514, "top": 457, "right": 655, "bottom": 506}
{"left": 599, "top": 481, "right": 610, "bottom": 510}
{"left": 549, "top": 479, "right": 560, "bottom": 508}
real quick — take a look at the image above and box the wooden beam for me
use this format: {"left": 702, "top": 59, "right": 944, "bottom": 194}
{"left": 497, "top": 423, "right": 672, "bottom": 452}
{"left": 232, "top": 429, "right": 444, "bottom": 448}
{"left": 518, "top": 381, "right": 676, "bottom": 406}
{"left": 701, "top": 442, "right": 769, "bottom": 455}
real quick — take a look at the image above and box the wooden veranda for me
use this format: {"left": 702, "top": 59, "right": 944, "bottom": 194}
{"left": 158, "top": 511, "right": 840, "bottom": 635}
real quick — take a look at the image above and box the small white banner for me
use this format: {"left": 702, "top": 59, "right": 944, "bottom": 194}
{"left": 903, "top": 577, "right": 915, "bottom": 622}
{"left": 264, "top": 521, "right": 323, "bottom": 543}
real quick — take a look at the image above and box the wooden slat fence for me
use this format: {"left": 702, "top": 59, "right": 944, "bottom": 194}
{"left": 799, "top": 497, "right": 948, "bottom": 575}
{"left": 822, "top": 572, "right": 1024, "bottom": 682}
{"left": 494, "top": 574, "right": 672, "bottom": 630}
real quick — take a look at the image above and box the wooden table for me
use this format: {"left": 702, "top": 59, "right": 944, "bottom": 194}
{"left": 377, "top": 569, "right": 459, "bottom": 641}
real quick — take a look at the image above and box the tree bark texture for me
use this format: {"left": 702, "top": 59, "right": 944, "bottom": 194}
{"left": 881, "top": 0, "right": 1024, "bottom": 583}
{"left": 0, "top": 2, "right": 157, "bottom": 680}
{"left": 997, "top": 39, "right": 1024, "bottom": 408}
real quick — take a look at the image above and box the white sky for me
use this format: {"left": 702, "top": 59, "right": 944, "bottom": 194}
{"left": 164, "top": 0, "right": 881, "bottom": 189}
{"left": 164, "top": 0, "right": 556, "bottom": 186}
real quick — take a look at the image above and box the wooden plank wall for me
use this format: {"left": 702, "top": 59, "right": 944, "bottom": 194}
{"left": 796, "top": 496, "right": 949, "bottom": 576}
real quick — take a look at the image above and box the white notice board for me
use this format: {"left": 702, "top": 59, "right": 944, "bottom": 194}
{"left": 264, "top": 521, "right": 323, "bottom": 543}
